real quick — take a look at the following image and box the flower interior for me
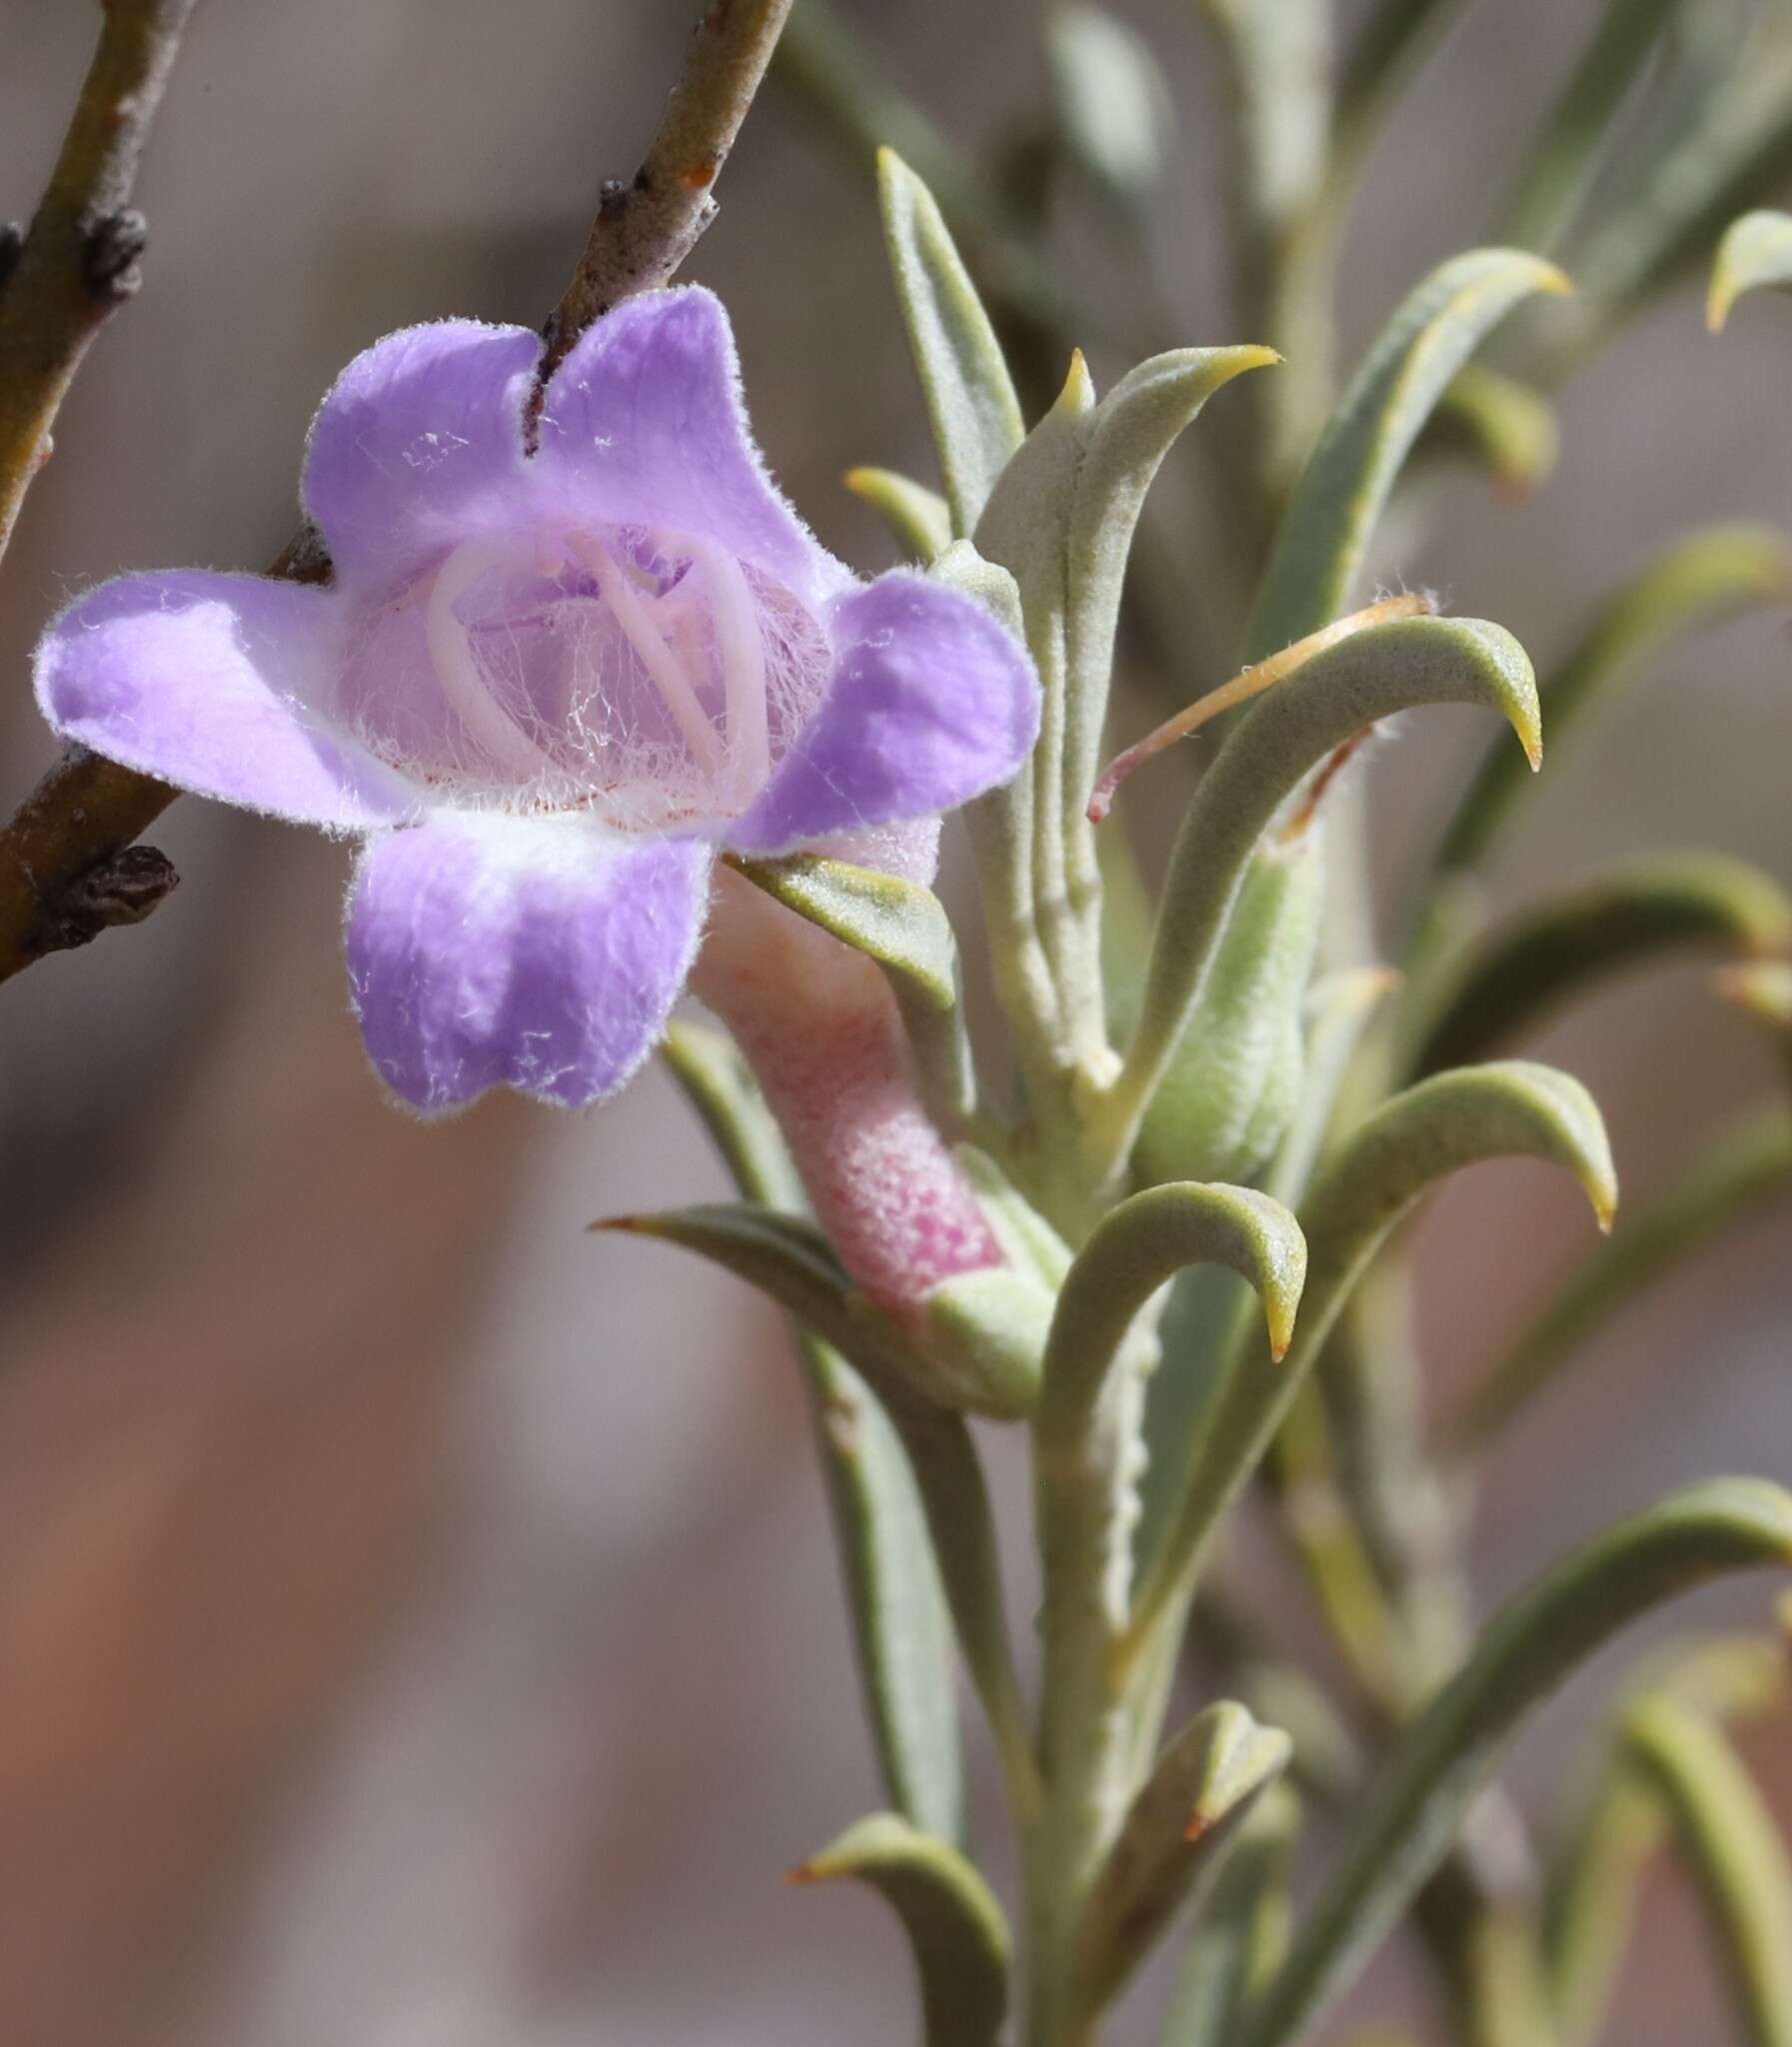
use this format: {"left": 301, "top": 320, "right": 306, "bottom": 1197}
{"left": 342, "top": 522, "right": 831, "bottom": 829}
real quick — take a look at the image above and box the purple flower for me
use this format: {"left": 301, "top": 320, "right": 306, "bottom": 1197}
{"left": 35, "top": 290, "right": 1039, "bottom": 1112}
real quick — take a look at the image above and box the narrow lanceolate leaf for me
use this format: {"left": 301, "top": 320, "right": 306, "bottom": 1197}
{"left": 1132, "top": 1060, "right": 1614, "bottom": 1643}
{"left": 1709, "top": 210, "right": 1792, "bottom": 330}
{"left": 1409, "top": 852, "right": 1792, "bottom": 1077}
{"left": 1547, "top": 1629, "right": 1792, "bottom": 2046}
{"left": 1161, "top": 1783, "right": 1300, "bottom": 2047}
{"left": 879, "top": 148, "right": 1026, "bottom": 537}
{"left": 1109, "top": 615, "right": 1540, "bottom": 1158}
{"left": 598, "top": 1202, "right": 901, "bottom": 1370}
{"left": 1236, "top": 1480, "right": 1792, "bottom": 2047}
{"left": 1620, "top": 1697, "right": 1792, "bottom": 2047}
{"left": 791, "top": 1814, "right": 1011, "bottom": 2047}
{"left": 1423, "top": 365, "right": 1559, "bottom": 496}
{"left": 1496, "top": 0, "right": 1683, "bottom": 255}
{"left": 1075, "top": 1702, "right": 1292, "bottom": 2015}
{"left": 659, "top": 1024, "right": 963, "bottom": 1841}
{"left": 1243, "top": 249, "right": 1568, "bottom": 664}
{"left": 1453, "top": 1106, "right": 1792, "bottom": 1449}
{"left": 846, "top": 465, "right": 954, "bottom": 561}
{"left": 1429, "top": 524, "right": 1792, "bottom": 884}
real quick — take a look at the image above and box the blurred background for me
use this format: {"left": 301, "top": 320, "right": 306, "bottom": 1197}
{"left": 1, "top": 2, "right": 1788, "bottom": 2042}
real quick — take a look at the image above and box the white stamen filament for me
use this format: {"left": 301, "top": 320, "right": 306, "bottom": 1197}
{"left": 427, "top": 533, "right": 562, "bottom": 781}
{"left": 687, "top": 535, "right": 770, "bottom": 801}
{"left": 569, "top": 530, "right": 724, "bottom": 776}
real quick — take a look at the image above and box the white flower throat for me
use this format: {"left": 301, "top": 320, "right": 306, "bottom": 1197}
{"left": 419, "top": 524, "right": 789, "bottom": 826}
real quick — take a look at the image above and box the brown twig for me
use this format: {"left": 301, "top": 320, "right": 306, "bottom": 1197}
{"left": 0, "top": 0, "right": 198, "bottom": 571}
{"left": 0, "top": 0, "right": 792, "bottom": 987}
{"left": 537, "top": 0, "right": 794, "bottom": 385}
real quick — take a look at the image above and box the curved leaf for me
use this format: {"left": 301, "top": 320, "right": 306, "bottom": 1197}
{"left": 1709, "top": 209, "right": 1792, "bottom": 330}
{"left": 1409, "top": 851, "right": 1792, "bottom": 1077}
{"left": 1106, "top": 615, "right": 1540, "bottom": 1159}
{"left": 1132, "top": 1060, "right": 1615, "bottom": 1643}
{"left": 791, "top": 1813, "right": 1011, "bottom": 2047}
{"left": 846, "top": 465, "right": 953, "bottom": 561}
{"left": 1566, "top": 38, "right": 1792, "bottom": 340}
{"left": 1423, "top": 365, "right": 1560, "bottom": 496}
{"left": 1453, "top": 1106, "right": 1792, "bottom": 1448}
{"left": 660, "top": 1024, "right": 964, "bottom": 1842}
{"left": 1036, "top": 1181, "right": 1307, "bottom": 1743}
{"left": 1243, "top": 249, "right": 1568, "bottom": 664}
{"left": 1621, "top": 1696, "right": 1792, "bottom": 2047}
{"left": 1428, "top": 524, "right": 1792, "bottom": 885}
{"left": 1076, "top": 1700, "right": 1292, "bottom": 2015}
{"left": 1236, "top": 1480, "right": 1792, "bottom": 2047}
{"left": 879, "top": 147, "right": 1025, "bottom": 537}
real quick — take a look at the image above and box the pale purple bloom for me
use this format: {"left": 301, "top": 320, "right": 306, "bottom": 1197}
{"left": 36, "top": 290, "right": 1038, "bottom": 1111}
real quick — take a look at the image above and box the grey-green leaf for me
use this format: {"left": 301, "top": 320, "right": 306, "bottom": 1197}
{"left": 1621, "top": 1695, "right": 1792, "bottom": 2047}
{"left": 1236, "top": 1479, "right": 1792, "bottom": 2047}
{"left": 1133, "top": 1060, "right": 1615, "bottom": 1642}
{"left": 1161, "top": 1782, "right": 1301, "bottom": 2047}
{"left": 1243, "top": 248, "right": 1568, "bottom": 664}
{"left": 1109, "top": 615, "right": 1540, "bottom": 1158}
{"left": 1453, "top": 1105, "right": 1792, "bottom": 1449}
{"left": 1077, "top": 1701, "right": 1292, "bottom": 2013}
{"left": 1710, "top": 209, "right": 1792, "bottom": 330}
{"left": 792, "top": 1813, "right": 1011, "bottom": 2047}
{"left": 1427, "top": 523, "right": 1792, "bottom": 885}
{"left": 1046, "top": 3, "right": 1172, "bottom": 206}
{"left": 1408, "top": 851, "right": 1792, "bottom": 1077}
{"left": 879, "top": 147, "right": 1026, "bottom": 537}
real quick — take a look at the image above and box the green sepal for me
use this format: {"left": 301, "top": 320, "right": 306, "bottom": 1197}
{"left": 1428, "top": 523, "right": 1792, "bottom": 885}
{"left": 1409, "top": 850, "right": 1792, "bottom": 1077}
{"left": 659, "top": 1024, "right": 964, "bottom": 1843}
{"left": 732, "top": 853, "right": 958, "bottom": 1013}
{"left": 1110, "top": 615, "right": 1540, "bottom": 1162}
{"left": 1135, "top": 834, "right": 1324, "bottom": 1190}
{"left": 791, "top": 1813, "right": 1011, "bottom": 2047}
{"left": 1075, "top": 1701, "right": 1292, "bottom": 2014}
{"left": 1709, "top": 208, "right": 1792, "bottom": 330}
{"left": 918, "top": 1264, "right": 1054, "bottom": 1420}
{"left": 1044, "top": 3, "right": 1172, "bottom": 207}
{"left": 879, "top": 147, "right": 1025, "bottom": 537}
{"left": 1244, "top": 248, "right": 1569, "bottom": 664}
{"left": 1236, "top": 1479, "right": 1792, "bottom": 2047}
{"left": 846, "top": 465, "right": 954, "bottom": 561}
{"left": 730, "top": 850, "right": 975, "bottom": 1129}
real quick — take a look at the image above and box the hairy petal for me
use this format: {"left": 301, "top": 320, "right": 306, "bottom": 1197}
{"left": 536, "top": 287, "right": 848, "bottom": 614}
{"left": 725, "top": 573, "right": 1041, "bottom": 857}
{"left": 347, "top": 814, "right": 711, "bottom": 1112}
{"left": 303, "top": 320, "right": 542, "bottom": 591}
{"left": 35, "top": 570, "right": 417, "bottom": 831}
